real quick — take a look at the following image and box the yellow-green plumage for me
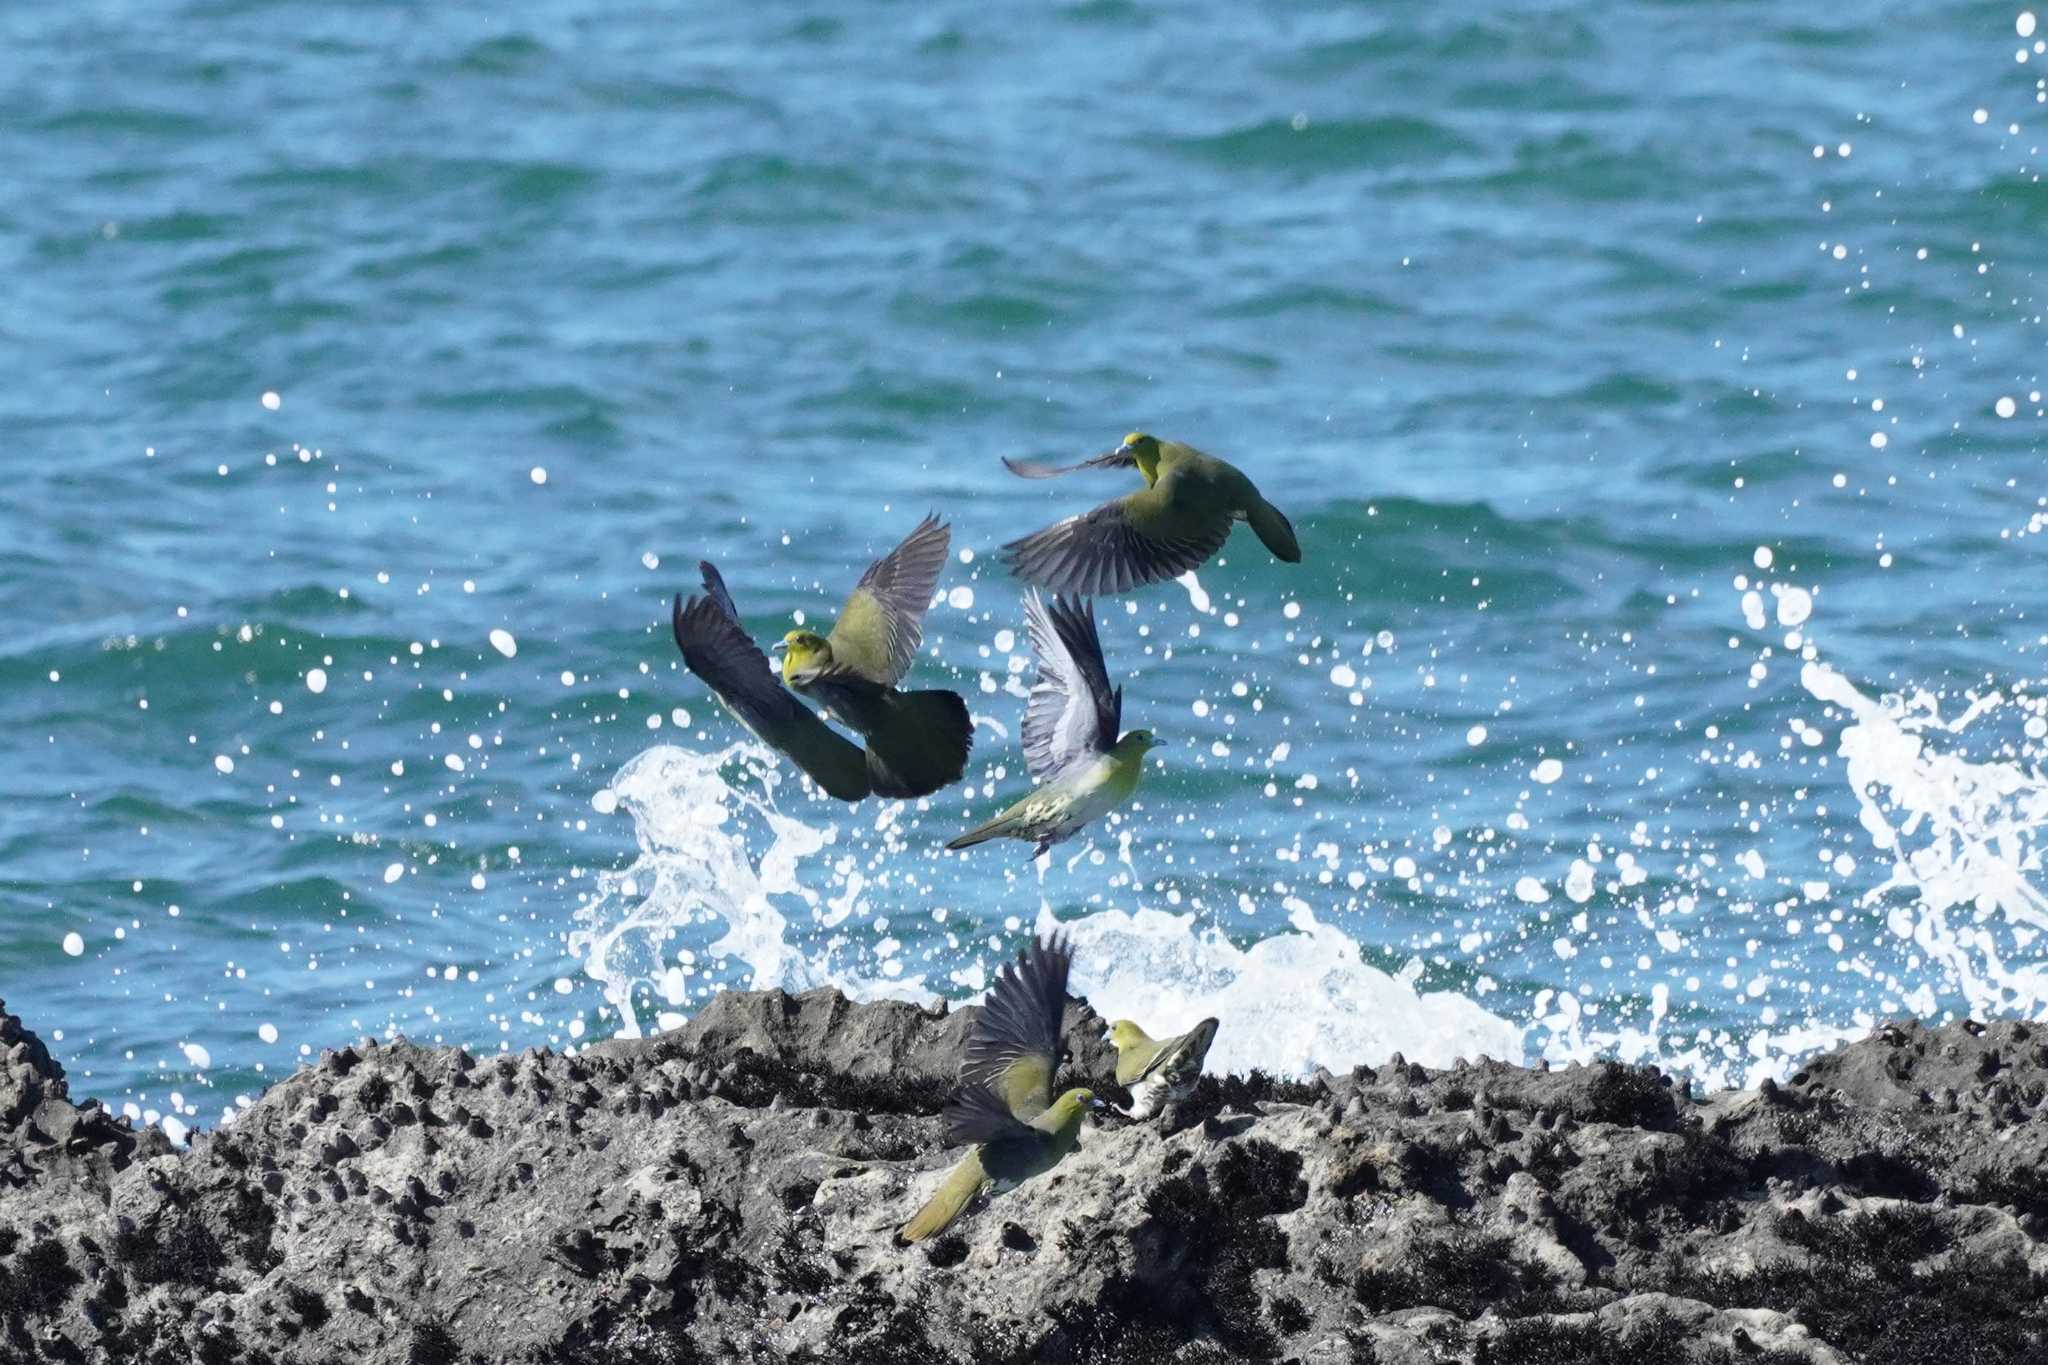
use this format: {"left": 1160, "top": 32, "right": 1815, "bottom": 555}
{"left": 948, "top": 593, "right": 1160, "bottom": 857}
{"left": 1108, "top": 1017, "right": 1219, "bottom": 1120}
{"left": 669, "top": 517, "right": 971, "bottom": 803}
{"left": 945, "top": 731, "right": 1155, "bottom": 856}
{"left": 899, "top": 933, "right": 1099, "bottom": 1243}
{"left": 898, "top": 1089, "right": 1096, "bottom": 1243}
{"left": 1000, "top": 432, "right": 1301, "bottom": 596}
{"left": 776, "top": 515, "right": 973, "bottom": 800}
{"left": 778, "top": 513, "right": 950, "bottom": 689}
{"left": 824, "top": 589, "right": 899, "bottom": 684}
{"left": 899, "top": 1146, "right": 989, "bottom": 1244}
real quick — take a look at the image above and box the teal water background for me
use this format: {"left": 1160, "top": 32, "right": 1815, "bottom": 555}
{"left": 7, "top": 1, "right": 2048, "bottom": 1126}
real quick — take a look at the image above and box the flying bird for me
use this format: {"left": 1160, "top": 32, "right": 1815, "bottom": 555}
{"left": 946, "top": 592, "right": 1159, "bottom": 857}
{"left": 1107, "top": 1017, "right": 1219, "bottom": 1121}
{"left": 1000, "top": 432, "right": 1301, "bottom": 596}
{"left": 770, "top": 514, "right": 973, "bottom": 799}
{"left": 669, "top": 516, "right": 971, "bottom": 802}
{"left": 900, "top": 933, "right": 1100, "bottom": 1243}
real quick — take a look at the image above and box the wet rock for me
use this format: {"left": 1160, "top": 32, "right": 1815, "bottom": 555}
{"left": 0, "top": 994, "right": 2044, "bottom": 1362}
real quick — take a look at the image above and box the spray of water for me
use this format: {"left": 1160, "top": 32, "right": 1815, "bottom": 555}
{"left": 570, "top": 740, "right": 1530, "bottom": 1072}
{"left": 1803, "top": 662, "right": 2048, "bottom": 1020}
{"left": 568, "top": 742, "right": 841, "bottom": 1037}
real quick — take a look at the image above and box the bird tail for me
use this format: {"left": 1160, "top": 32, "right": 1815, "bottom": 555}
{"left": 899, "top": 1159, "right": 985, "bottom": 1243}
{"left": 865, "top": 689, "right": 973, "bottom": 800}
{"left": 1246, "top": 497, "right": 1301, "bottom": 563}
{"left": 946, "top": 803, "right": 1026, "bottom": 851}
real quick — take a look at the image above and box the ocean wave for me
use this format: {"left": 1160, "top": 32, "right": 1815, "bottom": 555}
{"left": 1157, "top": 116, "right": 1480, "bottom": 177}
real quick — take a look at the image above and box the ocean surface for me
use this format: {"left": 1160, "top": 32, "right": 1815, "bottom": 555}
{"left": 7, "top": 1, "right": 2048, "bottom": 1136}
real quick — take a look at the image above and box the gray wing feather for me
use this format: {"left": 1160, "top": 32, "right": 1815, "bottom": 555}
{"left": 958, "top": 933, "right": 1072, "bottom": 1096}
{"left": 844, "top": 513, "right": 950, "bottom": 684}
{"left": 671, "top": 569, "right": 871, "bottom": 803}
{"left": 941, "top": 1083, "right": 1042, "bottom": 1148}
{"left": 1000, "top": 502, "right": 1232, "bottom": 596}
{"left": 1020, "top": 593, "right": 1119, "bottom": 782}
{"left": 1001, "top": 450, "right": 1139, "bottom": 480}
{"left": 672, "top": 570, "right": 795, "bottom": 734}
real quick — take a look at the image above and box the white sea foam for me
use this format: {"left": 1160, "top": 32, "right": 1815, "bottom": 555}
{"left": 569, "top": 743, "right": 930, "bottom": 1038}
{"left": 1049, "top": 903, "right": 1524, "bottom": 1074}
{"left": 1530, "top": 572, "right": 2048, "bottom": 1090}
{"left": 573, "top": 739, "right": 1525, "bottom": 1075}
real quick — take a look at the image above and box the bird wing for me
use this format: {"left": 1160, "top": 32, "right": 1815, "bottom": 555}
{"left": 800, "top": 672, "right": 973, "bottom": 800}
{"left": 1138, "top": 1017, "right": 1220, "bottom": 1085}
{"left": 1000, "top": 484, "right": 1234, "bottom": 596}
{"left": 1020, "top": 592, "right": 1119, "bottom": 783}
{"left": 670, "top": 567, "right": 871, "bottom": 803}
{"left": 862, "top": 688, "right": 974, "bottom": 799}
{"left": 829, "top": 514, "right": 950, "bottom": 685}
{"left": 1000, "top": 449, "right": 1139, "bottom": 480}
{"left": 959, "top": 933, "right": 1072, "bottom": 1122}
{"left": 940, "top": 1082, "right": 1045, "bottom": 1148}
{"left": 1113, "top": 1028, "right": 1164, "bottom": 1087}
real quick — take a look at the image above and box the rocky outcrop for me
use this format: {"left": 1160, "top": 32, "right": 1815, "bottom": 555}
{"left": 2, "top": 993, "right": 2044, "bottom": 1364}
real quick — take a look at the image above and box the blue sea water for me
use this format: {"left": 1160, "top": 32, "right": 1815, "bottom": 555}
{"left": 7, "top": 0, "right": 2048, "bottom": 1133}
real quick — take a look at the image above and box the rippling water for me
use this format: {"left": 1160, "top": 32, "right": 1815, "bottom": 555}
{"left": 8, "top": 1, "right": 2048, "bottom": 1132}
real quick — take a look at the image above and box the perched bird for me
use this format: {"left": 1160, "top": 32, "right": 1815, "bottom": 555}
{"left": 946, "top": 592, "right": 1160, "bottom": 857}
{"left": 900, "top": 934, "right": 1101, "bottom": 1243}
{"left": 1000, "top": 432, "right": 1301, "bottom": 596}
{"left": 1108, "top": 1017, "right": 1220, "bottom": 1120}
{"left": 768, "top": 514, "right": 973, "bottom": 799}
{"left": 669, "top": 516, "right": 971, "bottom": 801}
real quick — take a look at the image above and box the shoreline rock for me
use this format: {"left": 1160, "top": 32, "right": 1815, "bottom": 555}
{"left": 2, "top": 993, "right": 2044, "bottom": 1363}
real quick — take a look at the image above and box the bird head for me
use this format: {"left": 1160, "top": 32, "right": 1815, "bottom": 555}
{"left": 1116, "top": 431, "right": 1163, "bottom": 483}
{"left": 1107, "top": 1019, "right": 1155, "bottom": 1052}
{"left": 774, "top": 629, "right": 833, "bottom": 684}
{"left": 1050, "top": 1086, "right": 1104, "bottom": 1120}
{"left": 1113, "top": 729, "right": 1164, "bottom": 760}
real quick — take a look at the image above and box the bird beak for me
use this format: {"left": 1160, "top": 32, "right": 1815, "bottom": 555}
{"left": 1113, "top": 442, "right": 1135, "bottom": 458}
{"left": 769, "top": 639, "right": 789, "bottom": 654}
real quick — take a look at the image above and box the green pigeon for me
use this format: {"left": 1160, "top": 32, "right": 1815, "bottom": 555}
{"left": 900, "top": 933, "right": 1101, "bottom": 1243}
{"left": 1108, "top": 1017, "right": 1219, "bottom": 1120}
{"left": 669, "top": 516, "right": 971, "bottom": 801}
{"left": 946, "top": 592, "right": 1160, "bottom": 857}
{"left": 1000, "top": 432, "right": 1301, "bottom": 596}
{"left": 769, "top": 514, "right": 973, "bottom": 799}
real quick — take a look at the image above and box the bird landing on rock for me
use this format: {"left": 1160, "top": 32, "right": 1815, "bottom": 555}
{"left": 899, "top": 933, "right": 1104, "bottom": 1244}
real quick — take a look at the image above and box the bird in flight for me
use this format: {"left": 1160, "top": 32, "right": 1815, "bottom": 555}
{"left": 1000, "top": 432, "right": 1300, "bottom": 596}
{"left": 670, "top": 515, "right": 971, "bottom": 801}
{"left": 947, "top": 592, "right": 1159, "bottom": 857}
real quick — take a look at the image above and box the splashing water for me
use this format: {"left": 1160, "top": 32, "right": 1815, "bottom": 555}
{"left": 1050, "top": 902, "right": 1524, "bottom": 1074}
{"left": 571, "top": 738, "right": 1528, "bottom": 1071}
{"left": 568, "top": 742, "right": 917, "bottom": 1037}
{"left": 1802, "top": 662, "right": 2048, "bottom": 1021}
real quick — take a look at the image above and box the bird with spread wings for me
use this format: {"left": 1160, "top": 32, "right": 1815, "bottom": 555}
{"left": 670, "top": 515, "right": 972, "bottom": 802}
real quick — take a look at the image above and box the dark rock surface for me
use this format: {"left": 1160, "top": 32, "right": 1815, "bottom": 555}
{"left": 3, "top": 992, "right": 2045, "bottom": 1364}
